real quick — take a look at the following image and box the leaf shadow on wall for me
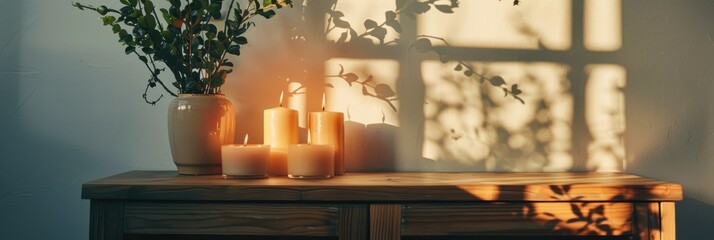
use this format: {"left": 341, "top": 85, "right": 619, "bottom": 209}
{"left": 222, "top": 0, "right": 631, "bottom": 172}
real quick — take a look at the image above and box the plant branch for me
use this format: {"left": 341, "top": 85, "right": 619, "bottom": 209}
{"left": 134, "top": 51, "right": 177, "bottom": 97}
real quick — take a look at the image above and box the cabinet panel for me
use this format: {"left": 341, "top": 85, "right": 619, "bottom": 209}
{"left": 402, "top": 203, "right": 633, "bottom": 236}
{"left": 124, "top": 202, "right": 340, "bottom": 236}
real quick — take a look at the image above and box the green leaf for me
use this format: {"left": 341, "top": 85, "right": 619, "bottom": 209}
{"left": 234, "top": 36, "right": 247, "bottom": 44}
{"left": 101, "top": 16, "right": 116, "bottom": 26}
{"left": 127, "top": 0, "right": 138, "bottom": 7}
{"left": 146, "top": 15, "right": 157, "bottom": 29}
{"left": 144, "top": 0, "right": 155, "bottom": 14}
{"left": 364, "top": 19, "right": 378, "bottom": 30}
{"left": 222, "top": 61, "right": 234, "bottom": 67}
{"left": 205, "top": 24, "right": 218, "bottom": 34}
{"left": 169, "top": 0, "right": 181, "bottom": 7}
{"left": 217, "top": 31, "right": 227, "bottom": 43}
{"left": 142, "top": 47, "right": 155, "bottom": 54}
{"left": 207, "top": 3, "right": 222, "bottom": 19}
{"left": 120, "top": 0, "right": 130, "bottom": 5}
{"left": 160, "top": 9, "right": 172, "bottom": 23}
{"left": 120, "top": 6, "right": 134, "bottom": 15}
{"left": 258, "top": 9, "right": 276, "bottom": 19}
{"left": 263, "top": 0, "right": 274, "bottom": 7}
{"left": 132, "top": 26, "right": 145, "bottom": 37}
{"left": 138, "top": 55, "right": 148, "bottom": 63}
{"left": 112, "top": 24, "right": 122, "bottom": 33}
{"left": 125, "top": 46, "right": 136, "bottom": 54}
{"left": 227, "top": 45, "right": 240, "bottom": 55}
{"left": 160, "top": 30, "right": 173, "bottom": 41}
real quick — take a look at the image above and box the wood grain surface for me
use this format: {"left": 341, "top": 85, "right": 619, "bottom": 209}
{"left": 123, "top": 203, "right": 339, "bottom": 236}
{"left": 660, "top": 202, "right": 676, "bottom": 240}
{"left": 402, "top": 203, "right": 633, "bottom": 236}
{"left": 370, "top": 204, "right": 402, "bottom": 240}
{"left": 89, "top": 200, "right": 124, "bottom": 240}
{"left": 338, "top": 205, "right": 368, "bottom": 240}
{"left": 82, "top": 171, "right": 682, "bottom": 202}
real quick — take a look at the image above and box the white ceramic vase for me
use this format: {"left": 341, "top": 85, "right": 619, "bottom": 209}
{"left": 168, "top": 94, "right": 236, "bottom": 175}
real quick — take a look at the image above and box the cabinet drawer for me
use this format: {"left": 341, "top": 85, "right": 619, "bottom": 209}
{"left": 402, "top": 203, "right": 633, "bottom": 236}
{"left": 123, "top": 202, "right": 340, "bottom": 236}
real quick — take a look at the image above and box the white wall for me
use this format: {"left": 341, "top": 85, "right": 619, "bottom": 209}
{"left": 0, "top": 0, "right": 712, "bottom": 239}
{"left": 622, "top": 1, "right": 714, "bottom": 238}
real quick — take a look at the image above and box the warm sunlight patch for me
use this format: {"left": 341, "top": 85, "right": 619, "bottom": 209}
{"left": 324, "top": 58, "right": 400, "bottom": 126}
{"left": 421, "top": 61, "right": 573, "bottom": 171}
{"left": 324, "top": 0, "right": 400, "bottom": 45}
{"left": 584, "top": 0, "right": 622, "bottom": 51}
{"left": 585, "top": 64, "right": 626, "bottom": 171}
{"left": 417, "top": 0, "right": 571, "bottom": 50}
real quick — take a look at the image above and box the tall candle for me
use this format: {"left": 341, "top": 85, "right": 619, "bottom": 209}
{"left": 222, "top": 134, "right": 270, "bottom": 179}
{"left": 308, "top": 94, "right": 345, "bottom": 175}
{"left": 264, "top": 91, "right": 298, "bottom": 176}
{"left": 288, "top": 133, "right": 334, "bottom": 179}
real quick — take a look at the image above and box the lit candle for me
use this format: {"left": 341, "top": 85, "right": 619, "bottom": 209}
{"left": 308, "top": 94, "right": 345, "bottom": 175}
{"left": 222, "top": 134, "right": 270, "bottom": 179}
{"left": 288, "top": 132, "right": 334, "bottom": 179}
{"left": 264, "top": 91, "right": 298, "bottom": 176}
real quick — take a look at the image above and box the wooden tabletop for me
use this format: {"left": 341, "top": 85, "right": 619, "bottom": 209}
{"left": 82, "top": 171, "right": 682, "bottom": 202}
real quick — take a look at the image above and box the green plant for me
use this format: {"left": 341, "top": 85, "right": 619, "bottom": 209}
{"left": 72, "top": 0, "right": 292, "bottom": 104}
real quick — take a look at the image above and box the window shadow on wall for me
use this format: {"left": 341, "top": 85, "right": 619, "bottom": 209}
{"left": 225, "top": 0, "right": 627, "bottom": 172}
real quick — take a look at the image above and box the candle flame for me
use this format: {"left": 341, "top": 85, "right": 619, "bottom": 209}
{"left": 321, "top": 93, "right": 326, "bottom": 111}
{"left": 243, "top": 134, "right": 248, "bottom": 147}
{"left": 279, "top": 91, "right": 284, "bottom": 107}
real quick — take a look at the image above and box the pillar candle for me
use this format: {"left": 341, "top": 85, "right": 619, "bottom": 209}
{"left": 222, "top": 134, "right": 270, "bottom": 179}
{"left": 264, "top": 91, "right": 298, "bottom": 176}
{"left": 308, "top": 94, "right": 345, "bottom": 175}
{"left": 288, "top": 143, "right": 334, "bottom": 179}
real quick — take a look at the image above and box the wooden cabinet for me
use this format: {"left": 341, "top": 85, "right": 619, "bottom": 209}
{"left": 83, "top": 171, "right": 682, "bottom": 240}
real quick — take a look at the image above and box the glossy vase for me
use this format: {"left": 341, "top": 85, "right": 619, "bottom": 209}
{"left": 168, "top": 94, "right": 236, "bottom": 175}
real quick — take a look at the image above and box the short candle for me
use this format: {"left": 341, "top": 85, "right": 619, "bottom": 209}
{"left": 308, "top": 93, "right": 345, "bottom": 175}
{"left": 288, "top": 133, "right": 334, "bottom": 179}
{"left": 222, "top": 134, "right": 270, "bottom": 179}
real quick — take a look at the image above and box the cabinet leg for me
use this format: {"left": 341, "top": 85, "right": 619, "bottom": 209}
{"left": 635, "top": 202, "right": 676, "bottom": 240}
{"left": 89, "top": 200, "right": 124, "bottom": 240}
{"left": 661, "top": 202, "right": 676, "bottom": 240}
